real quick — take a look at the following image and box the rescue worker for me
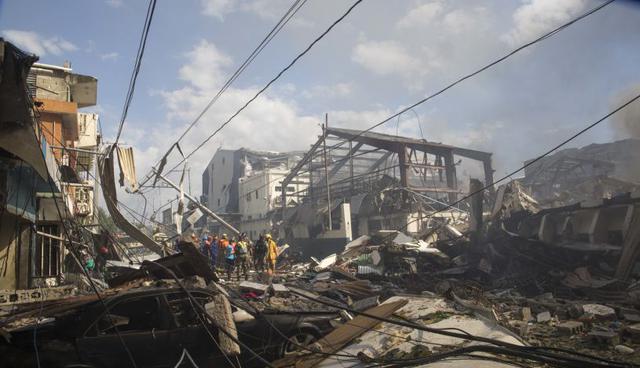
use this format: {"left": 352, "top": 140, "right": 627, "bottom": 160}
{"left": 225, "top": 237, "right": 236, "bottom": 280}
{"left": 218, "top": 234, "right": 229, "bottom": 271}
{"left": 235, "top": 233, "right": 249, "bottom": 280}
{"left": 254, "top": 234, "right": 266, "bottom": 272}
{"left": 210, "top": 234, "right": 219, "bottom": 270}
{"left": 265, "top": 233, "right": 278, "bottom": 276}
{"left": 200, "top": 232, "right": 210, "bottom": 257}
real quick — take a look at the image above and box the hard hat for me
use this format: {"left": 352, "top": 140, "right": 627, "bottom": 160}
{"left": 265, "top": 233, "right": 272, "bottom": 239}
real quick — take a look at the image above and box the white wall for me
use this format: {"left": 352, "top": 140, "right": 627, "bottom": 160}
{"left": 205, "top": 149, "right": 235, "bottom": 212}
{"left": 238, "top": 168, "right": 309, "bottom": 237}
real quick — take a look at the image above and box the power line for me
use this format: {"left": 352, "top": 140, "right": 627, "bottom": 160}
{"left": 391, "top": 88, "right": 640, "bottom": 242}
{"left": 137, "top": 0, "right": 310, "bottom": 188}
{"left": 323, "top": 0, "right": 615, "bottom": 153}
{"left": 31, "top": 109, "right": 139, "bottom": 368}
{"left": 142, "top": 0, "right": 365, "bottom": 187}
{"left": 114, "top": 0, "right": 157, "bottom": 145}
{"left": 147, "top": 0, "right": 611, "bottom": 212}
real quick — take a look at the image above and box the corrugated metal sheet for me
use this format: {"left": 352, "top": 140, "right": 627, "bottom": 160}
{"left": 116, "top": 146, "right": 138, "bottom": 192}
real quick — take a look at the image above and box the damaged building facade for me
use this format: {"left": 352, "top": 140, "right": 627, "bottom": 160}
{"left": 0, "top": 39, "right": 99, "bottom": 298}
{"left": 201, "top": 147, "right": 307, "bottom": 236}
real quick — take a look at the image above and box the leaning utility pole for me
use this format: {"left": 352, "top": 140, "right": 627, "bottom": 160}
{"left": 153, "top": 169, "right": 240, "bottom": 237}
{"left": 322, "top": 113, "right": 333, "bottom": 230}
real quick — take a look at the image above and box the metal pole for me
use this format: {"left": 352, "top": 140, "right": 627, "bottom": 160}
{"left": 152, "top": 169, "right": 240, "bottom": 237}
{"left": 322, "top": 113, "right": 332, "bottom": 230}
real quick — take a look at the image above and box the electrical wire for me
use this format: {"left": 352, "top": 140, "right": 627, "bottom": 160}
{"left": 142, "top": 0, "right": 365, "bottom": 187}
{"left": 113, "top": 0, "right": 157, "bottom": 145}
{"left": 137, "top": 0, "right": 309, "bottom": 188}
{"left": 322, "top": 0, "right": 616, "bottom": 154}
{"left": 287, "top": 289, "right": 631, "bottom": 368}
{"left": 145, "top": 261, "right": 278, "bottom": 368}
{"left": 382, "top": 86, "right": 640, "bottom": 248}
{"left": 31, "top": 109, "right": 139, "bottom": 367}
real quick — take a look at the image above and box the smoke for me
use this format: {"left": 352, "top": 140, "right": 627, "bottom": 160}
{"left": 611, "top": 83, "right": 640, "bottom": 139}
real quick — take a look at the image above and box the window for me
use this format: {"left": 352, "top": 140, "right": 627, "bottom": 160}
{"left": 34, "top": 224, "right": 61, "bottom": 278}
{"left": 246, "top": 193, "right": 252, "bottom": 202}
{"left": 222, "top": 157, "right": 225, "bottom": 165}
{"left": 275, "top": 186, "right": 282, "bottom": 192}
{"left": 287, "top": 186, "right": 295, "bottom": 192}
{"left": 255, "top": 190, "right": 258, "bottom": 199}
{"left": 222, "top": 184, "right": 227, "bottom": 191}
{"left": 165, "top": 292, "right": 211, "bottom": 328}
{"left": 92, "top": 296, "right": 168, "bottom": 336}
{"left": 217, "top": 199, "right": 221, "bottom": 206}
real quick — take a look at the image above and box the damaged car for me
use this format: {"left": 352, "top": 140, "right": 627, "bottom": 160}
{"left": 0, "top": 287, "right": 338, "bottom": 368}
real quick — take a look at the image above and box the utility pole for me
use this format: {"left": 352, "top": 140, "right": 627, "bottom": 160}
{"left": 322, "top": 113, "right": 333, "bottom": 230}
{"left": 153, "top": 169, "right": 240, "bottom": 237}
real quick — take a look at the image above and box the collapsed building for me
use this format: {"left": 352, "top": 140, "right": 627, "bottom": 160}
{"left": 521, "top": 139, "right": 640, "bottom": 206}
{"left": 278, "top": 127, "right": 494, "bottom": 257}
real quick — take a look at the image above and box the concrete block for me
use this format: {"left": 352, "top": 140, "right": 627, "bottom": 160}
{"left": 536, "top": 311, "right": 551, "bottom": 323}
{"left": 239, "top": 281, "right": 269, "bottom": 294}
{"left": 615, "top": 345, "right": 634, "bottom": 354}
{"left": 271, "top": 283, "right": 289, "bottom": 296}
{"left": 556, "top": 321, "right": 584, "bottom": 336}
{"left": 583, "top": 304, "right": 616, "bottom": 320}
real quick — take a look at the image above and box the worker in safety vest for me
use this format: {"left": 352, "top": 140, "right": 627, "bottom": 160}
{"left": 235, "top": 233, "right": 250, "bottom": 280}
{"left": 217, "top": 234, "right": 229, "bottom": 270}
{"left": 265, "top": 234, "right": 278, "bottom": 276}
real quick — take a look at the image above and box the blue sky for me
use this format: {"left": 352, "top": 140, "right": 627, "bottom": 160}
{"left": 2, "top": 0, "right": 640, "bottom": 213}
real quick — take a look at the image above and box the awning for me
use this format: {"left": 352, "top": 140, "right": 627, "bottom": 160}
{"left": 0, "top": 40, "right": 48, "bottom": 180}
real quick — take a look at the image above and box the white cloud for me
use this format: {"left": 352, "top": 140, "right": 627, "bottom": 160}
{"left": 106, "top": 0, "right": 123, "bottom": 8}
{"left": 302, "top": 83, "right": 353, "bottom": 99}
{"left": 2, "top": 30, "right": 77, "bottom": 56}
{"left": 200, "top": 0, "right": 313, "bottom": 26}
{"left": 178, "top": 40, "right": 233, "bottom": 91}
{"left": 396, "top": 1, "right": 444, "bottom": 29}
{"left": 503, "top": 0, "right": 587, "bottom": 46}
{"left": 124, "top": 39, "right": 394, "bottom": 207}
{"left": 201, "top": 0, "right": 234, "bottom": 19}
{"left": 100, "top": 52, "right": 119, "bottom": 61}
{"left": 352, "top": 40, "right": 423, "bottom": 77}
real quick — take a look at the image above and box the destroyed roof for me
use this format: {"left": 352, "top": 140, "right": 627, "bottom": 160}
{"left": 327, "top": 127, "right": 492, "bottom": 160}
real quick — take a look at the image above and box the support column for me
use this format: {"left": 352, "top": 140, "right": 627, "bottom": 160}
{"left": 469, "top": 178, "right": 483, "bottom": 245}
{"left": 443, "top": 151, "right": 457, "bottom": 203}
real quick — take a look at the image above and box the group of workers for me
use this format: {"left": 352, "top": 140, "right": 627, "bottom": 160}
{"left": 192, "top": 231, "right": 278, "bottom": 280}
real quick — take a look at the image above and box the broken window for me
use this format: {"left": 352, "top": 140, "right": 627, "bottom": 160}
{"left": 92, "top": 296, "right": 169, "bottom": 335}
{"left": 165, "top": 292, "right": 212, "bottom": 327}
{"left": 34, "top": 224, "right": 61, "bottom": 279}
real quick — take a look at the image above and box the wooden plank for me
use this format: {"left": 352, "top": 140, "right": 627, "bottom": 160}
{"left": 206, "top": 294, "right": 240, "bottom": 356}
{"left": 292, "top": 299, "right": 408, "bottom": 368}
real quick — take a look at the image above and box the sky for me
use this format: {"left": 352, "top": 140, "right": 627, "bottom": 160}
{"left": 2, "top": 0, "right": 640, "bottom": 218}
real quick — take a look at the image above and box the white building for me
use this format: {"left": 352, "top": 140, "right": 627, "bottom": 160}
{"left": 238, "top": 168, "right": 308, "bottom": 239}
{"left": 201, "top": 147, "right": 304, "bottom": 234}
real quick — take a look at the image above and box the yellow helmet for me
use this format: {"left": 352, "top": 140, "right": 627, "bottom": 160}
{"left": 265, "top": 233, "right": 272, "bottom": 239}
